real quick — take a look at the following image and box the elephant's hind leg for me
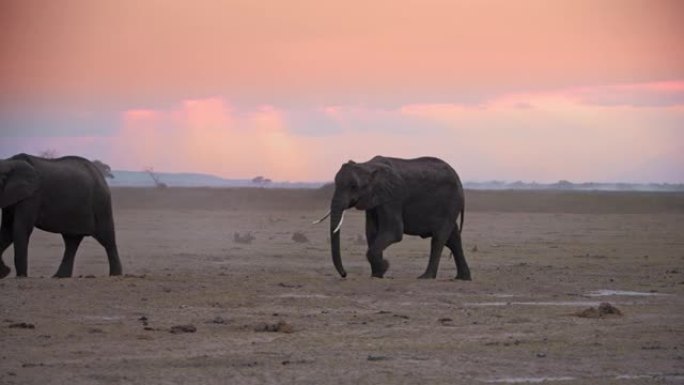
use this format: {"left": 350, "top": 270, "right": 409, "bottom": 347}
{"left": 93, "top": 228, "right": 122, "bottom": 276}
{"left": 418, "top": 227, "right": 451, "bottom": 279}
{"left": 446, "top": 228, "right": 471, "bottom": 280}
{"left": 54, "top": 234, "right": 84, "bottom": 278}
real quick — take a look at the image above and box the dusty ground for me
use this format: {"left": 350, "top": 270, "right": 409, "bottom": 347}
{"left": 1, "top": 188, "right": 683, "bottom": 384}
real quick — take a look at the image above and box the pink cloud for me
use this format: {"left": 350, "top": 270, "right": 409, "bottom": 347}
{"left": 569, "top": 81, "right": 684, "bottom": 107}
{"left": 54, "top": 79, "right": 680, "bottom": 183}
{"left": 114, "top": 98, "right": 310, "bottom": 180}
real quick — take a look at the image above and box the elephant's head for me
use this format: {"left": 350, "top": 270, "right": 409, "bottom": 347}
{"left": 0, "top": 159, "right": 40, "bottom": 209}
{"left": 322, "top": 160, "right": 401, "bottom": 278}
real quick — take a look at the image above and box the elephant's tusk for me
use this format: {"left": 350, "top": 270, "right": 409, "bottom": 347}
{"left": 312, "top": 210, "right": 331, "bottom": 225}
{"left": 332, "top": 212, "right": 345, "bottom": 234}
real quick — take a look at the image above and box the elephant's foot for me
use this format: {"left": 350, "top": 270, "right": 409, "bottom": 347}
{"left": 417, "top": 271, "right": 437, "bottom": 279}
{"left": 0, "top": 265, "right": 10, "bottom": 279}
{"left": 455, "top": 272, "right": 472, "bottom": 281}
{"left": 371, "top": 259, "right": 390, "bottom": 278}
{"left": 52, "top": 269, "right": 71, "bottom": 278}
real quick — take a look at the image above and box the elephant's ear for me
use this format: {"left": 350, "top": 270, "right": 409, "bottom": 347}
{"left": 369, "top": 165, "right": 404, "bottom": 207}
{"left": 0, "top": 160, "right": 39, "bottom": 208}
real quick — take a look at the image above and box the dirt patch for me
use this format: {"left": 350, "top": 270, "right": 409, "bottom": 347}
{"left": 233, "top": 232, "right": 255, "bottom": 244}
{"left": 169, "top": 324, "right": 197, "bottom": 334}
{"left": 575, "top": 302, "right": 623, "bottom": 318}
{"left": 291, "top": 232, "right": 309, "bottom": 243}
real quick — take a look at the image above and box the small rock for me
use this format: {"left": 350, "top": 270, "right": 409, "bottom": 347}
{"left": 208, "top": 316, "right": 231, "bottom": 325}
{"left": 21, "top": 363, "right": 44, "bottom": 368}
{"left": 367, "top": 355, "right": 390, "bottom": 361}
{"left": 536, "top": 352, "right": 546, "bottom": 358}
{"left": 281, "top": 359, "right": 310, "bottom": 365}
{"left": 170, "top": 324, "right": 197, "bottom": 334}
{"left": 277, "top": 282, "right": 302, "bottom": 289}
{"left": 254, "top": 320, "right": 294, "bottom": 333}
{"left": 9, "top": 322, "right": 35, "bottom": 329}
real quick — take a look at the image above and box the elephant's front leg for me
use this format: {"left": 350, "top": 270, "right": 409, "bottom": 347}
{"left": 0, "top": 208, "right": 14, "bottom": 279}
{"left": 0, "top": 216, "right": 13, "bottom": 279}
{"left": 11, "top": 203, "right": 38, "bottom": 277}
{"left": 365, "top": 208, "right": 402, "bottom": 278}
{"left": 12, "top": 223, "right": 33, "bottom": 278}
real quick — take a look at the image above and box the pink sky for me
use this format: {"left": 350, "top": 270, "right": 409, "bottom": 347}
{"left": 1, "top": 0, "right": 683, "bottom": 182}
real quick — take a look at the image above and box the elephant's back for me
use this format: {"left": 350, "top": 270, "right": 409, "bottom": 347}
{"left": 23, "top": 155, "right": 112, "bottom": 234}
{"left": 23, "top": 155, "right": 109, "bottom": 192}
{"left": 383, "top": 156, "right": 461, "bottom": 184}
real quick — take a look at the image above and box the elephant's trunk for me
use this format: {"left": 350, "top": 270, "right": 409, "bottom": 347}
{"left": 330, "top": 202, "right": 347, "bottom": 278}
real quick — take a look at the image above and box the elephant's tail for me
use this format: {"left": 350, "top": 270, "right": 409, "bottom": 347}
{"left": 459, "top": 207, "right": 464, "bottom": 234}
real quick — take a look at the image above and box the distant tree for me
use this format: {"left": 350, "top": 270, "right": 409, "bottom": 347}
{"left": 92, "top": 160, "right": 114, "bottom": 179}
{"left": 144, "top": 167, "right": 168, "bottom": 189}
{"left": 252, "top": 176, "right": 272, "bottom": 187}
{"left": 554, "top": 180, "right": 574, "bottom": 189}
{"left": 39, "top": 149, "right": 58, "bottom": 159}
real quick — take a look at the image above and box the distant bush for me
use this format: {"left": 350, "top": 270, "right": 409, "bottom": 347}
{"left": 252, "top": 176, "right": 272, "bottom": 187}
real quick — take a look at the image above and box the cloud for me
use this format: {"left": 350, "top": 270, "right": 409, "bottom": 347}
{"left": 113, "top": 98, "right": 311, "bottom": 180}
{"left": 0, "top": 106, "right": 119, "bottom": 138}
{"left": 395, "top": 87, "right": 684, "bottom": 182}
{"left": 2, "top": 80, "right": 682, "bottom": 183}
{"left": 570, "top": 81, "right": 684, "bottom": 107}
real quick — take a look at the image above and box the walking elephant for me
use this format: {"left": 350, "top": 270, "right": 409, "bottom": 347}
{"left": 315, "top": 156, "right": 471, "bottom": 280}
{"left": 0, "top": 153, "right": 122, "bottom": 278}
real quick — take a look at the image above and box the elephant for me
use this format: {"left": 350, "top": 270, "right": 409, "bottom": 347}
{"left": 0, "top": 153, "right": 122, "bottom": 278}
{"left": 314, "top": 156, "right": 471, "bottom": 280}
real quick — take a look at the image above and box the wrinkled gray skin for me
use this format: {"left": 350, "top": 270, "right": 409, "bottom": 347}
{"left": 329, "top": 156, "right": 470, "bottom": 280}
{"left": 0, "top": 154, "right": 122, "bottom": 278}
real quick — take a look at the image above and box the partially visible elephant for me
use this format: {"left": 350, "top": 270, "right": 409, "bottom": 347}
{"left": 315, "top": 156, "right": 471, "bottom": 280}
{"left": 0, "top": 154, "right": 122, "bottom": 278}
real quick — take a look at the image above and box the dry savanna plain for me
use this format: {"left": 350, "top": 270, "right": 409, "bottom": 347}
{"left": 1, "top": 187, "right": 683, "bottom": 384}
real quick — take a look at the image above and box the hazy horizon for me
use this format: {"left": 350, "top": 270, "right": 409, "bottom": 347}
{"left": 2, "top": 1, "right": 683, "bottom": 184}
{"left": 104, "top": 168, "right": 683, "bottom": 187}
